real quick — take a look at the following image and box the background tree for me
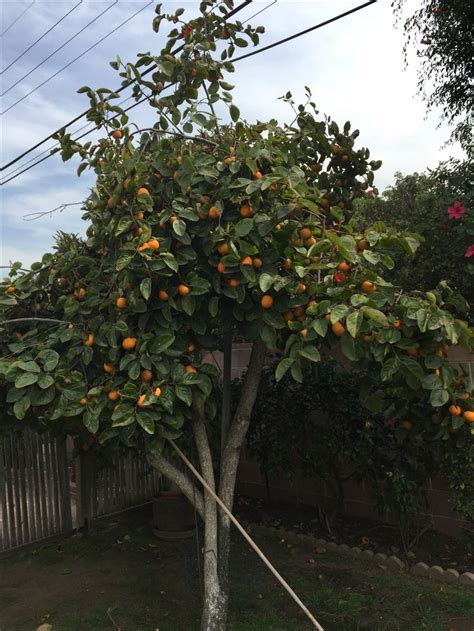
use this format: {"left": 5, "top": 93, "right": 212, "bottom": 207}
{"left": 354, "top": 158, "right": 473, "bottom": 321}
{"left": 392, "top": 0, "right": 474, "bottom": 153}
{"left": 1, "top": 2, "right": 473, "bottom": 629}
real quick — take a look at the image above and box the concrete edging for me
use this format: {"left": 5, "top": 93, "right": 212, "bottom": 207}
{"left": 245, "top": 522, "right": 474, "bottom": 589}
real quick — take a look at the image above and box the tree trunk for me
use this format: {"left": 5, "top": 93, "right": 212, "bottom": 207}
{"left": 218, "top": 339, "right": 267, "bottom": 598}
{"left": 148, "top": 339, "right": 267, "bottom": 630}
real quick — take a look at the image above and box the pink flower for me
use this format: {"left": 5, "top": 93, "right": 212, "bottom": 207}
{"left": 464, "top": 244, "right": 474, "bottom": 258}
{"left": 447, "top": 200, "right": 466, "bottom": 220}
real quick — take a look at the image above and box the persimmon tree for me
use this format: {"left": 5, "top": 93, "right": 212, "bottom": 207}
{"left": 1, "top": 2, "right": 473, "bottom": 629}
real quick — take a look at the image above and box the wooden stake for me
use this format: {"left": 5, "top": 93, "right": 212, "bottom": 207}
{"left": 169, "top": 440, "right": 325, "bottom": 631}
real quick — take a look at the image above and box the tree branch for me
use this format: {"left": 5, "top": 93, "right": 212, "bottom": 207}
{"left": 147, "top": 452, "right": 204, "bottom": 520}
{"left": 1, "top": 317, "right": 67, "bottom": 326}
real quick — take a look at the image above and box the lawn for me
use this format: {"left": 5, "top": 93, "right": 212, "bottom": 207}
{"left": 0, "top": 506, "right": 472, "bottom": 631}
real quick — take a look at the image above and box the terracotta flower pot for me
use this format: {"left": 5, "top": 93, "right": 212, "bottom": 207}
{"left": 152, "top": 491, "right": 196, "bottom": 540}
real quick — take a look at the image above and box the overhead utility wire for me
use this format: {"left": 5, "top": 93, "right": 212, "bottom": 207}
{"left": 1, "top": 0, "right": 377, "bottom": 186}
{"left": 3, "top": 0, "right": 276, "bottom": 177}
{"left": 1, "top": 0, "right": 377, "bottom": 187}
{"left": 1, "top": 0, "right": 84, "bottom": 75}
{"left": 1, "top": 0, "right": 118, "bottom": 97}
{"left": 1, "top": 0, "right": 35, "bottom": 37}
{"left": 0, "top": 0, "right": 253, "bottom": 172}
{"left": 1, "top": 0, "right": 154, "bottom": 116}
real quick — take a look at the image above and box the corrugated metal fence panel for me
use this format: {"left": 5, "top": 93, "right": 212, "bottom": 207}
{"left": 0, "top": 429, "right": 72, "bottom": 552}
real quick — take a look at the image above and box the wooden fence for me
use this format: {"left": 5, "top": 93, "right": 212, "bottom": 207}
{"left": 76, "top": 451, "right": 161, "bottom": 527}
{"left": 0, "top": 430, "right": 161, "bottom": 553}
{"left": 0, "top": 429, "right": 72, "bottom": 551}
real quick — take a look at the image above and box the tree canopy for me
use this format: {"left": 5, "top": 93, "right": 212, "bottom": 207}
{"left": 393, "top": 0, "right": 474, "bottom": 153}
{"left": 1, "top": 2, "right": 473, "bottom": 628}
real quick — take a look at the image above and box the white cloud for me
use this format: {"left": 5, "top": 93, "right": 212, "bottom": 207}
{"left": 1, "top": 0, "right": 465, "bottom": 266}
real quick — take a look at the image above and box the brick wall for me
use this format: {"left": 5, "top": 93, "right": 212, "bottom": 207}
{"left": 208, "top": 343, "right": 472, "bottom": 537}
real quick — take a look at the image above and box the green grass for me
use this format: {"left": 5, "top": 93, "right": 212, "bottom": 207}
{"left": 1, "top": 507, "right": 472, "bottom": 631}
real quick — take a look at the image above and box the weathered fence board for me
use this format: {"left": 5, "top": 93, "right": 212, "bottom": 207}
{"left": 81, "top": 452, "right": 161, "bottom": 522}
{"left": 0, "top": 430, "right": 73, "bottom": 552}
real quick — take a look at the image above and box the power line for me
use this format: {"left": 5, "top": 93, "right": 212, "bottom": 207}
{"left": 1, "top": 0, "right": 84, "bottom": 75}
{"left": 0, "top": 0, "right": 253, "bottom": 172}
{"left": 1, "top": 1, "right": 118, "bottom": 98}
{"left": 0, "top": 0, "right": 377, "bottom": 187}
{"left": 1, "top": 0, "right": 153, "bottom": 116}
{"left": 232, "top": 0, "right": 377, "bottom": 63}
{"left": 1, "top": 0, "right": 35, "bottom": 37}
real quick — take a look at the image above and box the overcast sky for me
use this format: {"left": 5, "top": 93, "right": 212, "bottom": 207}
{"left": 0, "top": 0, "right": 465, "bottom": 270}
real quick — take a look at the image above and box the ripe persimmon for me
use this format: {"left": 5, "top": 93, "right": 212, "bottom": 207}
{"left": 240, "top": 204, "right": 253, "bottom": 218}
{"left": 241, "top": 256, "right": 253, "bottom": 266}
{"left": 187, "top": 343, "right": 195, "bottom": 352}
{"left": 141, "top": 370, "right": 153, "bottom": 383}
{"left": 338, "top": 262, "right": 350, "bottom": 271}
{"left": 463, "top": 411, "right": 474, "bottom": 422}
{"left": 393, "top": 319, "right": 402, "bottom": 329}
{"left": 148, "top": 239, "right": 160, "bottom": 250}
{"left": 299, "top": 228, "right": 312, "bottom": 240}
{"left": 261, "top": 295, "right": 273, "bottom": 309}
{"left": 209, "top": 206, "right": 220, "bottom": 219}
{"left": 108, "top": 390, "right": 120, "bottom": 401}
{"left": 228, "top": 278, "right": 239, "bottom": 287}
{"left": 137, "top": 394, "right": 146, "bottom": 407}
{"left": 185, "top": 365, "right": 197, "bottom": 373}
{"left": 449, "top": 405, "right": 461, "bottom": 416}
{"left": 296, "top": 283, "right": 306, "bottom": 294}
{"left": 116, "top": 297, "right": 127, "bottom": 309}
{"left": 84, "top": 334, "right": 94, "bottom": 347}
{"left": 331, "top": 322, "right": 345, "bottom": 337}
{"left": 6, "top": 286, "right": 15, "bottom": 294}
{"left": 217, "top": 243, "right": 229, "bottom": 255}
{"left": 103, "top": 363, "right": 114, "bottom": 373}
{"left": 154, "top": 387, "right": 162, "bottom": 397}
{"left": 136, "top": 187, "right": 150, "bottom": 197}
{"left": 122, "top": 337, "right": 137, "bottom": 351}
{"left": 111, "top": 129, "right": 123, "bottom": 140}
{"left": 361, "top": 280, "right": 376, "bottom": 294}
{"left": 178, "top": 284, "right": 190, "bottom": 296}
{"left": 253, "top": 258, "right": 263, "bottom": 268}
{"left": 217, "top": 262, "right": 225, "bottom": 273}
{"left": 74, "top": 287, "right": 86, "bottom": 300}
{"left": 254, "top": 170, "right": 263, "bottom": 179}
{"left": 158, "top": 290, "right": 169, "bottom": 301}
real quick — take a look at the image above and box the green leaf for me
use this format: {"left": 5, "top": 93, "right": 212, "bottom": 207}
{"left": 259, "top": 273, "right": 273, "bottom": 292}
{"left": 208, "top": 296, "right": 219, "bottom": 317}
{"left": 14, "top": 395, "right": 31, "bottom": 420}
{"left": 346, "top": 310, "right": 363, "bottom": 338}
{"left": 275, "top": 357, "right": 294, "bottom": 381}
{"left": 229, "top": 104, "right": 240, "bottom": 122}
{"left": 175, "top": 384, "right": 192, "bottom": 406}
{"left": 290, "top": 358, "right": 303, "bottom": 383}
{"left": 430, "top": 388, "right": 449, "bottom": 407}
{"left": 422, "top": 374, "right": 441, "bottom": 390}
{"left": 140, "top": 278, "right": 152, "bottom": 300}
{"left": 340, "top": 335, "right": 358, "bottom": 361}
{"left": 137, "top": 411, "right": 155, "bottom": 434}
{"left": 312, "top": 318, "right": 328, "bottom": 337}
{"left": 330, "top": 304, "right": 349, "bottom": 324}
{"left": 173, "top": 219, "right": 186, "bottom": 237}
{"left": 37, "top": 349, "right": 60, "bottom": 371}
{"left": 116, "top": 253, "right": 134, "bottom": 271}
{"left": 15, "top": 372, "right": 39, "bottom": 388}
{"left": 83, "top": 412, "right": 99, "bottom": 434}
{"left": 161, "top": 252, "right": 179, "bottom": 272}
{"left": 299, "top": 346, "right": 321, "bottom": 362}
{"left": 362, "top": 307, "right": 389, "bottom": 328}
{"left": 235, "top": 218, "right": 254, "bottom": 237}
{"left": 37, "top": 374, "right": 54, "bottom": 389}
